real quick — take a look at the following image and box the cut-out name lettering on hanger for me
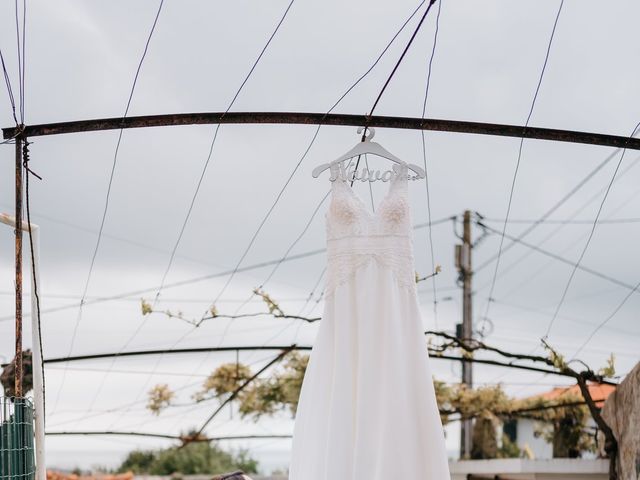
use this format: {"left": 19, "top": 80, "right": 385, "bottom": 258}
{"left": 312, "top": 127, "right": 426, "bottom": 182}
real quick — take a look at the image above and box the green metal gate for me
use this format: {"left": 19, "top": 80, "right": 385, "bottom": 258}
{"left": 0, "top": 397, "right": 35, "bottom": 480}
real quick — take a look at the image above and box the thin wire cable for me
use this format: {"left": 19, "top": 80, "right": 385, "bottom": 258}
{"left": 0, "top": 247, "right": 326, "bottom": 323}
{"left": 297, "top": 267, "right": 327, "bottom": 317}
{"left": 23, "top": 142, "right": 45, "bottom": 422}
{"left": 204, "top": 0, "right": 432, "bottom": 314}
{"left": 477, "top": 221, "right": 640, "bottom": 294}
{"left": 348, "top": 0, "right": 439, "bottom": 183}
{"left": 231, "top": 156, "right": 354, "bottom": 317}
{"left": 493, "top": 297, "right": 639, "bottom": 338}
{"left": 154, "top": 0, "right": 297, "bottom": 306}
{"left": 476, "top": 148, "right": 620, "bottom": 273}
{"left": 0, "top": 47, "right": 18, "bottom": 124}
{"left": 419, "top": 0, "right": 442, "bottom": 328}
{"left": 368, "top": 0, "right": 438, "bottom": 116}
{"left": 481, "top": 217, "right": 640, "bottom": 225}
{"left": 0, "top": 213, "right": 455, "bottom": 324}
{"left": 482, "top": 0, "right": 565, "bottom": 330}
{"left": 489, "top": 158, "right": 640, "bottom": 301}
{"left": 570, "top": 278, "right": 640, "bottom": 360}
{"left": 52, "top": 0, "right": 165, "bottom": 414}
{"left": 178, "top": 187, "right": 334, "bottom": 408}
{"left": 19, "top": 0, "right": 25, "bottom": 123}
{"left": 291, "top": 268, "right": 327, "bottom": 345}
{"left": 14, "top": 0, "right": 23, "bottom": 123}
{"left": 53, "top": 1, "right": 435, "bottom": 425}
{"left": 544, "top": 121, "right": 640, "bottom": 338}
{"left": 104, "top": 0, "right": 300, "bottom": 425}
{"left": 233, "top": 189, "right": 331, "bottom": 316}
{"left": 217, "top": 0, "right": 439, "bottom": 322}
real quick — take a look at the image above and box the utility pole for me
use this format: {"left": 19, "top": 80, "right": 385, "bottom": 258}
{"left": 455, "top": 210, "right": 473, "bottom": 458}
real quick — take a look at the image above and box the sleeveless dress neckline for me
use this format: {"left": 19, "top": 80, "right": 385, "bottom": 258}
{"left": 289, "top": 160, "right": 450, "bottom": 480}
{"left": 331, "top": 163, "right": 406, "bottom": 221}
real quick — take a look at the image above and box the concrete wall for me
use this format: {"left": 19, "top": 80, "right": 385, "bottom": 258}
{"left": 450, "top": 459, "right": 609, "bottom": 480}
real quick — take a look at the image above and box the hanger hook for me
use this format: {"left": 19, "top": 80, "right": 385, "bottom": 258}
{"left": 357, "top": 126, "right": 375, "bottom": 141}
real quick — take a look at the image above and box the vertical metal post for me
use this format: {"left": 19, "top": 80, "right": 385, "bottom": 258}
{"left": 1, "top": 212, "right": 46, "bottom": 480}
{"left": 457, "top": 210, "right": 473, "bottom": 458}
{"left": 15, "top": 132, "right": 24, "bottom": 397}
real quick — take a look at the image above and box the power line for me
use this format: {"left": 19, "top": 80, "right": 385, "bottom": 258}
{"left": 23, "top": 141, "right": 46, "bottom": 422}
{"left": 19, "top": 0, "right": 25, "bottom": 123}
{"left": 297, "top": 267, "right": 327, "bottom": 317}
{"left": 544, "top": 120, "right": 640, "bottom": 338}
{"left": 104, "top": 0, "right": 301, "bottom": 425}
{"left": 45, "top": 380, "right": 202, "bottom": 428}
{"left": 570, "top": 277, "right": 640, "bottom": 360}
{"left": 119, "top": 5, "right": 443, "bottom": 420}
{"left": 477, "top": 220, "right": 640, "bottom": 295}
{"left": 0, "top": 248, "right": 326, "bottom": 323}
{"left": 14, "top": 0, "right": 24, "bottom": 123}
{"left": 0, "top": 215, "right": 454, "bottom": 323}
{"left": 230, "top": 190, "right": 331, "bottom": 318}
{"left": 0, "top": 291, "right": 309, "bottom": 304}
{"left": 481, "top": 0, "right": 565, "bottom": 332}
{"left": 369, "top": 0, "right": 439, "bottom": 116}
{"left": 419, "top": 0, "right": 443, "bottom": 328}
{"left": 205, "top": 0, "right": 434, "bottom": 314}
{"left": 0, "top": 47, "right": 18, "bottom": 124}
{"left": 154, "top": 0, "right": 298, "bottom": 306}
{"left": 228, "top": 155, "right": 353, "bottom": 322}
{"left": 0, "top": 203, "right": 238, "bottom": 268}
{"left": 171, "top": 158, "right": 385, "bottom": 424}
{"left": 480, "top": 217, "right": 640, "bottom": 225}
{"left": 489, "top": 298, "right": 639, "bottom": 338}
{"left": 488, "top": 164, "right": 640, "bottom": 301}
{"left": 350, "top": 0, "right": 441, "bottom": 182}
{"left": 52, "top": 0, "right": 165, "bottom": 415}
{"left": 476, "top": 148, "right": 631, "bottom": 273}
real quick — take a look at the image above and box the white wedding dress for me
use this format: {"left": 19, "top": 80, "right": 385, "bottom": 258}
{"left": 289, "top": 164, "right": 450, "bottom": 480}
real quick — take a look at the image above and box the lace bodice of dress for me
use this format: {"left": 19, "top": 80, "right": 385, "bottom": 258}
{"left": 325, "top": 163, "right": 415, "bottom": 296}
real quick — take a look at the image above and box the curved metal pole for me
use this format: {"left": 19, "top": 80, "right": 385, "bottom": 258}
{"left": 45, "top": 431, "right": 291, "bottom": 442}
{"left": 31, "top": 344, "right": 618, "bottom": 384}
{"left": 3, "top": 112, "right": 640, "bottom": 150}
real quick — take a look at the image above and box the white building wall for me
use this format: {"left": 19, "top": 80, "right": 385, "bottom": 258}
{"left": 517, "top": 419, "right": 553, "bottom": 459}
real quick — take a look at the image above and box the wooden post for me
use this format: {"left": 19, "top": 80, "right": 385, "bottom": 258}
{"left": 462, "top": 210, "right": 474, "bottom": 456}
{"left": 15, "top": 132, "right": 24, "bottom": 397}
{"left": 457, "top": 210, "right": 473, "bottom": 458}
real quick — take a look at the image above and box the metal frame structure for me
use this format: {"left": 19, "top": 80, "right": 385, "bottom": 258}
{"left": 3, "top": 111, "right": 631, "bottom": 467}
{"left": 4, "top": 112, "right": 640, "bottom": 149}
{"left": 6, "top": 110, "right": 635, "bottom": 395}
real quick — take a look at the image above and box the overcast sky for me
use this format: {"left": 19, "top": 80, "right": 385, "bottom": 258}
{"left": 1, "top": 0, "right": 639, "bottom": 474}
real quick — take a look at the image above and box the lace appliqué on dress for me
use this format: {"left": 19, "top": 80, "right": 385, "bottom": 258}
{"left": 324, "top": 164, "right": 415, "bottom": 298}
{"left": 325, "top": 248, "right": 416, "bottom": 298}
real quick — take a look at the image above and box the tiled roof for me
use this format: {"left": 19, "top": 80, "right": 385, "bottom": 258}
{"left": 525, "top": 382, "right": 616, "bottom": 407}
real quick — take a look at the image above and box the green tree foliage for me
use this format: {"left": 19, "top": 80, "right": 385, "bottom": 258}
{"left": 497, "top": 434, "right": 522, "bottom": 459}
{"left": 117, "top": 441, "right": 258, "bottom": 475}
{"left": 527, "top": 393, "right": 595, "bottom": 458}
{"left": 195, "top": 363, "right": 253, "bottom": 401}
{"left": 238, "top": 352, "right": 308, "bottom": 419}
{"left": 147, "top": 344, "right": 613, "bottom": 460}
